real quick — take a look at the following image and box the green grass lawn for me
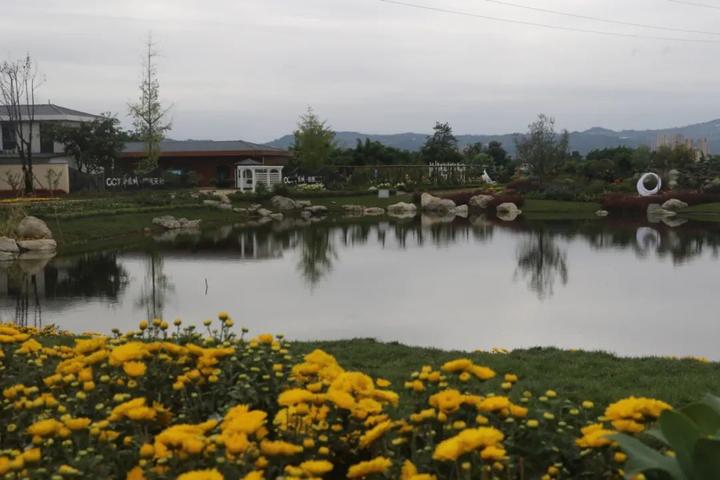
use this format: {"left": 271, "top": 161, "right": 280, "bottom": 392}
{"left": 521, "top": 199, "right": 603, "bottom": 220}
{"left": 293, "top": 339, "right": 718, "bottom": 410}
{"left": 681, "top": 202, "right": 720, "bottom": 213}
{"left": 676, "top": 202, "right": 720, "bottom": 223}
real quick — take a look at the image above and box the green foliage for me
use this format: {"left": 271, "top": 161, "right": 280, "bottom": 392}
{"left": 421, "top": 122, "right": 463, "bottom": 164}
{"left": 52, "top": 115, "right": 125, "bottom": 174}
{"left": 0, "top": 203, "right": 26, "bottom": 237}
{"left": 613, "top": 394, "right": 720, "bottom": 479}
{"left": 292, "top": 107, "right": 335, "bottom": 171}
{"left": 515, "top": 114, "right": 570, "bottom": 180}
{"left": 128, "top": 36, "right": 172, "bottom": 174}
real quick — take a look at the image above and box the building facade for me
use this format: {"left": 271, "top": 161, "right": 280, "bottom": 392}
{"left": 0, "top": 104, "right": 99, "bottom": 194}
{"left": 120, "top": 140, "right": 291, "bottom": 189}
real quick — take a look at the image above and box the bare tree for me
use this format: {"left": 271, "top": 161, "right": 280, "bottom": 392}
{"left": 0, "top": 55, "right": 44, "bottom": 194}
{"left": 128, "top": 34, "right": 171, "bottom": 173}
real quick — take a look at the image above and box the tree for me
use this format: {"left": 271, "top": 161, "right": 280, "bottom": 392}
{"left": 0, "top": 55, "right": 43, "bottom": 193}
{"left": 515, "top": 114, "right": 569, "bottom": 180}
{"left": 486, "top": 141, "right": 509, "bottom": 168}
{"left": 292, "top": 107, "right": 335, "bottom": 171}
{"left": 53, "top": 115, "right": 125, "bottom": 174}
{"left": 128, "top": 35, "right": 171, "bottom": 174}
{"left": 421, "top": 122, "right": 462, "bottom": 164}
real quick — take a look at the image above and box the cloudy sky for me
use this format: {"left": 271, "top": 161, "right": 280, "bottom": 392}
{"left": 2, "top": 0, "right": 719, "bottom": 142}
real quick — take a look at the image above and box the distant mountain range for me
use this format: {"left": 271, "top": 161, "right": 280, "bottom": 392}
{"left": 266, "top": 118, "right": 720, "bottom": 156}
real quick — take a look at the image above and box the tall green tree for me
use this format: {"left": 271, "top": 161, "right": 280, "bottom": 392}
{"left": 128, "top": 35, "right": 171, "bottom": 173}
{"left": 53, "top": 115, "right": 125, "bottom": 174}
{"left": 515, "top": 114, "right": 569, "bottom": 180}
{"left": 421, "top": 122, "right": 462, "bottom": 164}
{"left": 292, "top": 107, "right": 335, "bottom": 171}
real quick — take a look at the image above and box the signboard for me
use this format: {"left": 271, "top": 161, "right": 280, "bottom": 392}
{"left": 105, "top": 175, "right": 165, "bottom": 189}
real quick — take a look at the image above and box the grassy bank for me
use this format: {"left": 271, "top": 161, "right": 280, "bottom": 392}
{"left": 294, "top": 339, "right": 717, "bottom": 409}
{"left": 4, "top": 190, "right": 719, "bottom": 255}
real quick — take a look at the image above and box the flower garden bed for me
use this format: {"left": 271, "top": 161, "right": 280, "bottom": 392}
{"left": 0, "top": 317, "right": 717, "bottom": 479}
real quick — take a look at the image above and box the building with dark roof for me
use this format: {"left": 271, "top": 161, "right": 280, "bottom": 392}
{"left": 0, "top": 104, "right": 99, "bottom": 194}
{"left": 120, "top": 139, "right": 291, "bottom": 188}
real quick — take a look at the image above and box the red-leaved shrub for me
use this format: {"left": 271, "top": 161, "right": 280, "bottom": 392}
{"left": 602, "top": 191, "right": 720, "bottom": 214}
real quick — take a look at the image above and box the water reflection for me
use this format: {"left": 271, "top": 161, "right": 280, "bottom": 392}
{"left": 1, "top": 215, "right": 720, "bottom": 357}
{"left": 0, "top": 252, "right": 129, "bottom": 327}
{"left": 298, "top": 226, "right": 338, "bottom": 286}
{"left": 136, "top": 253, "right": 173, "bottom": 320}
{"left": 514, "top": 231, "right": 568, "bottom": 300}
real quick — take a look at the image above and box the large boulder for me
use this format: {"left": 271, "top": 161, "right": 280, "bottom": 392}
{"left": 0, "top": 251, "right": 17, "bottom": 262}
{"left": 453, "top": 205, "right": 469, "bottom": 218}
{"left": 0, "top": 237, "right": 19, "bottom": 253}
{"left": 363, "top": 207, "right": 385, "bottom": 216}
{"left": 215, "top": 192, "right": 231, "bottom": 204}
{"left": 16, "top": 216, "right": 53, "bottom": 240}
{"left": 496, "top": 202, "right": 522, "bottom": 222}
{"left": 153, "top": 216, "right": 181, "bottom": 229}
{"left": 178, "top": 218, "right": 201, "bottom": 229}
{"left": 387, "top": 202, "right": 417, "bottom": 215}
{"left": 647, "top": 204, "right": 677, "bottom": 219}
{"left": 342, "top": 204, "right": 364, "bottom": 213}
{"left": 420, "top": 193, "right": 456, "bottom": 213}
{"left": 270, "top": 195, "right": 297, "bottom": 211}
{"left": 468, "top": 194, "right": 494, "bottom": 209}
{"left": 305, "top": 205, "right": 328, "bottom": 215}
{"left": 295, "top": 200, "right": 312, "bottom": 208}
{"left": 661, "top": 198, "right": 689, "bottom": 211}
{"left": 17, "top": 239, "right": 57, "bottom": 252}
{"left": 257, "top": 208, "right": 273, "bottom": 217}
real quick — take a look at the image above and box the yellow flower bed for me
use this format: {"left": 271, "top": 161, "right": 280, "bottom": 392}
{"left": 0, "top": 319, "right": 672, "bottom": 479}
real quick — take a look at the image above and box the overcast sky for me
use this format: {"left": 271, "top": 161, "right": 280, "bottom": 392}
{"left": 2, "top": 0, "right": 720, "bottom": 142}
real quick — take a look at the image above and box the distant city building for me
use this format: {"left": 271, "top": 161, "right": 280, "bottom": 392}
{"left": 655, "top": 133, "right": 709, "bottom": 161}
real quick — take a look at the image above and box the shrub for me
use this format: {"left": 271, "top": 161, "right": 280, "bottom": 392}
{"left": 602, "top": 191, "right": 720, "bottom": 214}
{"left": 506, "top": 177, "right": 542, "bottom": 193}
{"left": 272, "top": 183, "right": 290, "bottom": 196}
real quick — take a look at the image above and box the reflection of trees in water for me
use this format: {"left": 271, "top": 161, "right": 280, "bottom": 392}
{"left": 1, "top": 252, "right": 129, "bottom": 328}
{"left": 514, "top": 231, "right": 568, "bottom": 300}
{"left": 13, "top": 272, "right": 42, "bottom": 328}
{"left": 45, "top": 253, "right": 129, "bottom": 299}
{"left": 136, "top": 252, "right": 173, "bottom": 320}
{"left": 298, "top": 226, "right": 337, "bottom": 287}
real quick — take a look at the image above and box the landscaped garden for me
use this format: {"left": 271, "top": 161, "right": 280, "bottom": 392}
{"left": 1, "top": 316, "right": 718, "bottom": 479}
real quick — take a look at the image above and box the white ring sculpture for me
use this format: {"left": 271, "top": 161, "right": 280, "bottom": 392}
{"left": 637, "top": 172, "right": 662, "bottom": 196}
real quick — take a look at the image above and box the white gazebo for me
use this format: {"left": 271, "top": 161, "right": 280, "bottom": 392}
{"left": 235, "top": 159, "right": 284, "bottom": 193}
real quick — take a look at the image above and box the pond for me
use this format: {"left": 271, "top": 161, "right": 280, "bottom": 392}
{"left": 1, "top": 214, "right": 719, "bottom": 358}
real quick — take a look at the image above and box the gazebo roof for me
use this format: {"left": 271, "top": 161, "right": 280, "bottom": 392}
{"left": 235, "top": 159, "right": 262, "bottom": 166}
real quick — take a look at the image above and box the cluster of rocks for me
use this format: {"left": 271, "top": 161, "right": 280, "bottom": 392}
{"left": 0, "top": 216, "right": 57, "bottom": 262}
{"left": 230, "top": 197, "right": 321, "bottom": 222}
{"left": 152, "top": 215, "right": 202, "bottom": 230}
{"left": 420, "top": 192, "right": 522, "bottom": 222}
{"left": 647, "top": 198, "right": 689, "bottom": 226}
{"left": 202, "top": 191, "right": 233, "bottom": 210}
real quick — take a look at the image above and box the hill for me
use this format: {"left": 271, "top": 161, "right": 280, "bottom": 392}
{"left": 266, "top": 118, "right": 720, "bottom": 156}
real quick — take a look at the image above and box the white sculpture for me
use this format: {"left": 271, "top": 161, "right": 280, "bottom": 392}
{"left": 481, "top": 169, "right": 496, "bottom": 184}
{"left": 637, "top": 172, "right": 662, "bottom": 196}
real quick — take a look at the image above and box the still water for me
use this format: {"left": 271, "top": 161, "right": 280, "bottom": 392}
{"left": 1, "top": 215, "right": 719, "bottom": 358}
